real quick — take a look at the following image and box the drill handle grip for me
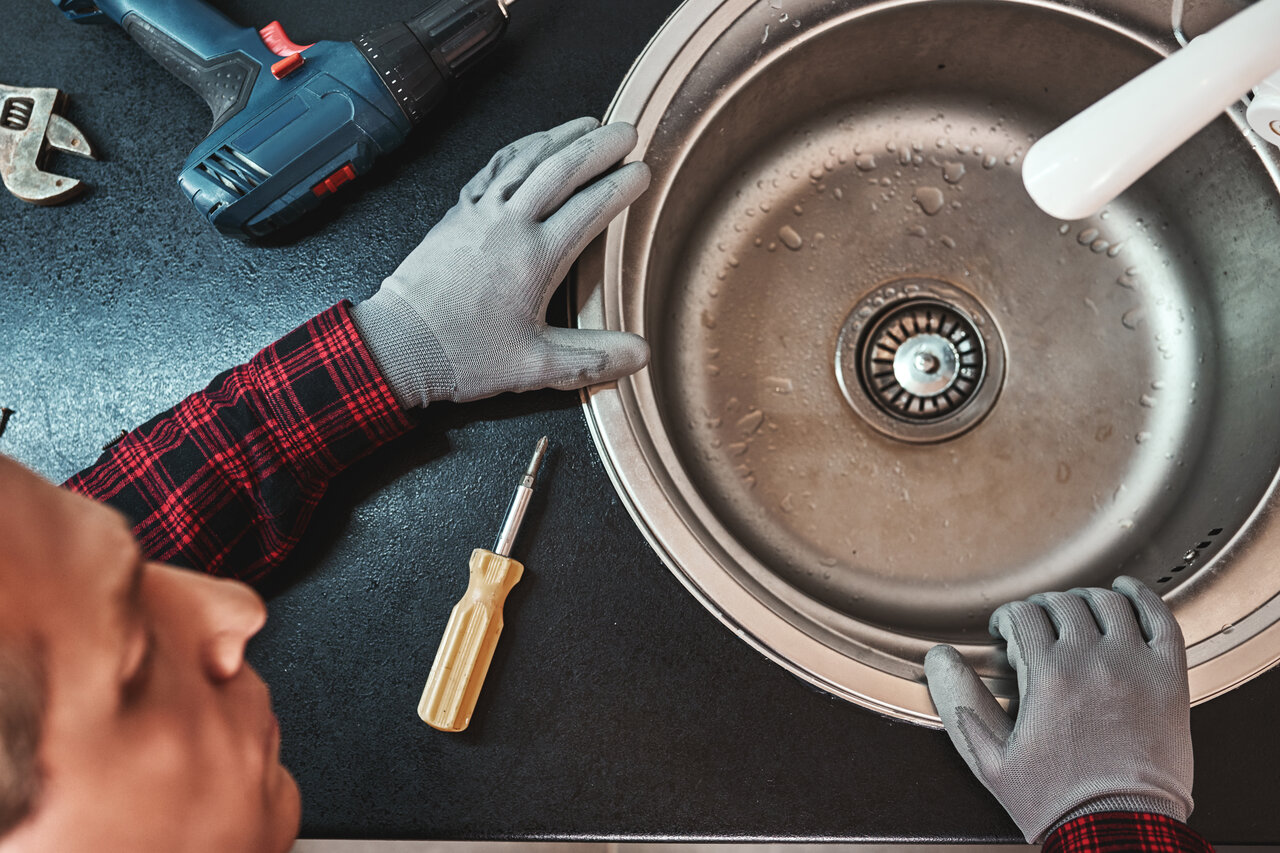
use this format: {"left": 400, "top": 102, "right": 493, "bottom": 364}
{"left": 86, "top": 0, "right": 248, "bottom": 57}
{"left": 87, "top": 0, "right": 262, "bottom": 131}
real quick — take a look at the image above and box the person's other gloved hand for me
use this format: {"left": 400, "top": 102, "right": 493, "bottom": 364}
{"left": 352, "top": 116, "right": 651, "bottom": 407}
{"left": 923, "top": 575, "right": 1194, "bottom": 843}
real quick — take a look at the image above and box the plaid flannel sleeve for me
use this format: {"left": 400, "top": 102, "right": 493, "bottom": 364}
{"left": 1044, "top": 812, "right": 1215, "bottom": 853}
{"left": 63, "top": 302, "right": 415, "bottom": 586}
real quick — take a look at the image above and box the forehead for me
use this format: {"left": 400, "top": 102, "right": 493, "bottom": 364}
{"left": 0, "top": 457, "right": 138, "bottom": 619}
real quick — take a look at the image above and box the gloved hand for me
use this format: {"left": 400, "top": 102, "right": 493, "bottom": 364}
{"left": 352, "top": 116, "right": 651, "bottom": 407}
{"left": 923, "top": 575, "right": 1194, "bottom": 843}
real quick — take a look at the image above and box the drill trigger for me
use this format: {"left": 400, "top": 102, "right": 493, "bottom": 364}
{"left": 258, "top": 21, "right": 313, "bottom": 58}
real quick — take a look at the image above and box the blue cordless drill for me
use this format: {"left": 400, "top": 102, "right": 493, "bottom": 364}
{"left": 53, "top": 0, "right": 514, "bottom": 237}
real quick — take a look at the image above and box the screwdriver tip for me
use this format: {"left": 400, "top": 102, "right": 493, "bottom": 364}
{"left": 526, "top": 436, "right": 550, "bottom": 482}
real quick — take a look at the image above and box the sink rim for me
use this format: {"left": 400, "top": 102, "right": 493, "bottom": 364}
{"left": 575, "top": 0, "right": 1280, "bottom": 725}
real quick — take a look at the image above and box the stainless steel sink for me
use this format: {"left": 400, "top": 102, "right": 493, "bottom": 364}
{"left": 575, "top": 0, "right": 1280, "bottom": 725}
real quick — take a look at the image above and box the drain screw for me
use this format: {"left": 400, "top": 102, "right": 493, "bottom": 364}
{"left": 914, "top": 352, "right": 941, "bottom": 374}
{"left": 1183, "top": 548, "right": 1198, "bottom": 562}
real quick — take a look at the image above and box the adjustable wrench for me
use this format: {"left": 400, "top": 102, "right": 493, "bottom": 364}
{"left": 0, "top": 84, "right": 96, "bottom": 205}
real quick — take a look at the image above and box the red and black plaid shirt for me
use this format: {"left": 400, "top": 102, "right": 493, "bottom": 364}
{"left": 64, "top": 301, "right": 414, "bottom": 586}
{"left": 1046, "top": 812, "right": 1214, "bottom": 853}
{"left": 62, "top": 304, "right": 1217, "bottom": 853}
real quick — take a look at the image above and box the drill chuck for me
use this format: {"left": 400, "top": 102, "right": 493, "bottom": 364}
{"left": 356, "top": 0, "right": 509, "bottom": 127}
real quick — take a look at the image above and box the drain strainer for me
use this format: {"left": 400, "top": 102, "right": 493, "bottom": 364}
{"left": 836, "top": 279, "right": 1005, "bottom": 443}
{"left": 862, "top": 301, "right": 984, "bottom": 419}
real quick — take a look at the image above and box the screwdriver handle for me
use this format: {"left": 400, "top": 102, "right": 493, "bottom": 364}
{"left": 418, "top": 548, "right": 524, "bottom": 732}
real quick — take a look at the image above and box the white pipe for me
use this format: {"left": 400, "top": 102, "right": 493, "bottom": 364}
{"left": 1021, "top": 0, "right": 1280, "bottom": 221}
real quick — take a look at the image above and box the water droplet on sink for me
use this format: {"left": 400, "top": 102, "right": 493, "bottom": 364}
{"left": 778, "top": 225, "right": 804, "bottom": 250}
{"left": 983, "top": 154, "right": 998, "bottom": 169}
{"left": 728, "top": 442, "right": 749, "bottom": 456}
{"left": 941, "top": 235, "right": 956, "bottom": 249}
{"left": 1116, "top": 272, "right": 1137, "bottom": 289}
{"left": 1135, "top": 431, "right": 1151, "bottom": 444}
{"left": 1119, "top": 518, "right": 1134, "bottom": 529}
{"left": 942, "top": 161, "right": 966, "bottom": 183}
{"left": 737, "top": 409, "right": 765, "bottom": 434}
{"left": 907, "top": 224, "right": 927, "bottom": 238}
{"left": 1140, "top": 394, "right": 1157, "bottom": 408}
{"left": 1121, "top": 308, "right": 1145, "bottom": 329}
{"left": 1058, "top": 223, "right": 1071, "bottom": 235}
{"left": 1090, "top": 238, "right": 1110, "bottom": 253}
{"left": 1078, "top": 227, "right": 1099, "bottom": 244}
{"left": 914, "top": 186, "right": 945, "bottom": 215}
{"left": 765, "top": 376, "right": 794, "bottom": 394}
{"left": 855, "top": 153, "right": 876, "bottom": 171}
{"left": 701, "top": 310, "right": 717, "bottom": 329}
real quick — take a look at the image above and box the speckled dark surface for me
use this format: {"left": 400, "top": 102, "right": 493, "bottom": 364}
{"left": 2, "top": 0, "right": 1278, "bottom": 843}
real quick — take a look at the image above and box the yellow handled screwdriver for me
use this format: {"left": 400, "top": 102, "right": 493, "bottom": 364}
{"left": 418, "top": 436, "right": 549, "bottom": 732}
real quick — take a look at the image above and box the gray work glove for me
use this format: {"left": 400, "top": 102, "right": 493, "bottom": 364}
{"left": 352, "top": 116, "right": 651, "bottom": 407}
{"left": 924, "top": 576, "right": 1194, "bottom": 843}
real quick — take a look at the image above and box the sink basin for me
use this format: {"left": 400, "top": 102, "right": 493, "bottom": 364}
{"left": 575, "top": 0, "right": 1280, "bottom": 725}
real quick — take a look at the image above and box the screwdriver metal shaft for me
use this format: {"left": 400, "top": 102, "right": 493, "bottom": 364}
{"left": 493, "top": 435, "right": 548, "bottom": 556}
{"left": 418, "top": 437, "right": 549, "bottom": 732}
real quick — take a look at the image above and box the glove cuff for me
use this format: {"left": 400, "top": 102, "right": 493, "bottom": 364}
{"left": 1045, "top": 795, "right": 1190, "bottom": 841}
{"left": 351, "top": 287, "right": 457, "bottom": 408}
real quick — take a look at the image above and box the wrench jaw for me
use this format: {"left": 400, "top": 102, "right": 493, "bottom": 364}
{"left": 0, "top": 85, "right": 97, "bottom": 205}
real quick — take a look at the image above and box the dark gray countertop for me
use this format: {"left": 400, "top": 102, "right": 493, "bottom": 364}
{"left": 2, "top": 0, "right": 1277, "bottom": 843}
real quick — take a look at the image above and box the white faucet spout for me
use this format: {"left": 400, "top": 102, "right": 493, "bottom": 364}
{"left": 1022, "top": 0, "right": 1280, "bottom": 221}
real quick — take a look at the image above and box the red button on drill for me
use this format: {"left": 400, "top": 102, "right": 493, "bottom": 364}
{"left": 271, "top": 52, "right": 305, "bottom": 79}
{"left": 311, "top": 164, "right": 357, "bottom": 197}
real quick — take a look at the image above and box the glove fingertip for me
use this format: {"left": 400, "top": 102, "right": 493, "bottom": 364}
{"left": 602, "top": 160, "right": 653, "bottom": 207}
{"left": 597, "top": 332, "right": 651, "bottom": 379}
{"left": 924, "top": 642, "right": 962, "bottom": 673}
{"left": 605, "top": 120, "right": 640, "bottom": 152}
{"left": 1112, "top": 574, "right": 1182, "bottom": 645}
{"left": 555, "top": 115, "right": 601, "bottom": 137}
{"left": 923, "top": 644, "right": 975, "bottom": 707}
